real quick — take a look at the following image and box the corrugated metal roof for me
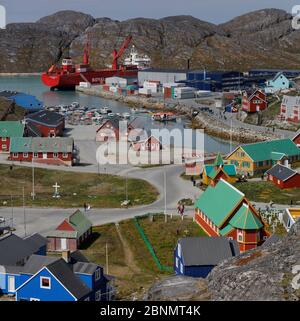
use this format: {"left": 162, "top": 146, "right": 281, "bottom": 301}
{"left": 0, "top": 121, "right": 25, "bottom": 138}
{"left": 195, "top": 179, "right": 244, "bottom": 227}
{"left": 25, "top": 110, "right": 64, "bottom": 127}
{"left": 73, "top": 262, "right": 99, "bottom": 275}
{"left": 10, "top": 137, "right": 74, "bottom": 153}
{"left": 46, "top": 229, "right": 78, "bottom": 238}
{"left": 47, "top": 259, "right": 90, "bottom": 300}
{"left": 22, "top": 254, "right": 59, "bottom": 274}
{"left": 179, "top": 237, "right": 239, "bottom": 266}
{"left": 240, "top": 139, "right": 300, "bottom": 162}
{"left": 0, "top": 234, "right": 38, "bottom": 266}
{"left": 68, "top": 210, "right": 92, "bottom": 238}
{"left": 266, "top": 164, "right": 297, "bottom": 182}
{"left": 229, "top": 203, "right": 263, "bottom": 230}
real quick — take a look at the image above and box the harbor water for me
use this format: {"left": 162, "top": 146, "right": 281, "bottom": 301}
{"left": 0, "top": 75, "right": 234, "bottom": 154}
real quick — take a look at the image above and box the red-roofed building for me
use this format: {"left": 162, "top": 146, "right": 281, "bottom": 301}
{"left": 242, "top": 89, "right": 267, "bottom": 113}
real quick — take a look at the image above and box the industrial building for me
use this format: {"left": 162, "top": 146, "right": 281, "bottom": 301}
{"left": 137, "top": 68, "right": 187, "bottom": 86}
{"left": 186, "top": 70, "right": 244, "bottom": 91}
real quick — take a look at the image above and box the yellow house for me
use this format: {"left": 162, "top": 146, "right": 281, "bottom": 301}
{"left": 203, "top": 153, "right": 237, "bottom": 186}
{"left": 226, "top": 139, "right": 300, "bottom": 176}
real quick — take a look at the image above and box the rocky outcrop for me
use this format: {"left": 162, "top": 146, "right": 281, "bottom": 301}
{"left": 1, "top": 9, "right": 300, "bottom": 72}
{"left": 208, "top": 221, "right": 300, "bottom": 301}
{"left": 145, "top": 220, "right": 300, "bottom": 301}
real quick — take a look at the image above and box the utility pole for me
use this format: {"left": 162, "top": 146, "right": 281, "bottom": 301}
{"left": 230, "top": 118, "right": 233, "bottom": 153}
{"left": 32, "top": 156, "right": 35, "bottom": 201}
{"left": 164, "top": 170, "right": 167, "bottom": 223}
{"left": 10, "top": 195, "right": 14, "bottom": 230}
{"left": 23, "top": 186, "right": 27, "bottom": 237}
{"left": 125, "top": 173, "right": 128, "bottom": 202}
{"left": 106, "top": 243, "right": 109, "bottom": 275}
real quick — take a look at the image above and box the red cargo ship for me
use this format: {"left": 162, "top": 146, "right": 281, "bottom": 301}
{"left": 41, "top": 36, "right": 138, "bottom": 90}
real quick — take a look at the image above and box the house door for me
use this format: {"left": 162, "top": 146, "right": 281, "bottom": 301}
{"left": 43, "top": 153, "right": 47, "bottom": 159}
{"left": 8, "top": 276, "right": 15, "bottom": 292}
{"left": 61, "top": 238, "right": 67, "bottom": 250}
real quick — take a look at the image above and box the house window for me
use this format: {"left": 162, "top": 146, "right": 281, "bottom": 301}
{"left": 23, "top": 152, "right": 29, "bottom": 158}
{"left": 2, "top": 145, "right": 7, "bottom": 150}
{"left": 13, "top": 153, "right": 18, "bottom": 158}
{"left": 237, "top": 230, "right": 243, "bottom": 242}
{"left": 85, "top": 297, "right": 90, "bottom": 301}
{"left": 180, "top": 263, "right": 183, "bottom": 274}
{"left": 1, "top": 137, "right": 6, "bottom": 141}
{"left": 95, "top": 290, "right": 101, "bottom": 301}
{"left": 53, "top": 153, "right": 58, "bottom": 158}
{"left": 63, "top": 153, "right": 68, "bottom": 159}
{"left": 40, "top": 277, "right": 51, "bottom": 289}
{"left": 95, "top": 268, "right": 101, "bottom": 281}
{"left": 33, "top": 152, "right": 38, "bottom": 158}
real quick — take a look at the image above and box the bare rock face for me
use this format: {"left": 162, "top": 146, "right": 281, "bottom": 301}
{"left": 1, "top": 9, "right": 300, "bottom": 72}
{"left": 207, "top": 221, "right": 300, "bottom": 301}
{"left": 144, "top": 276, "right": 210, "bottom": 301}
{"left": 145, "top": 220, "right": 300, "bottom": 301}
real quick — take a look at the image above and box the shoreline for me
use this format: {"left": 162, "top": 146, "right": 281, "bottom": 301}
{"left": 76, "top": 86, "right": 280, "bottom": 144}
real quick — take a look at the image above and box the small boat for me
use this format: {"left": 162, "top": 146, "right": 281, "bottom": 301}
{"left": 100, "top": 107, "right": 112, "bottom": 114}
{"left": 122, "top": 112, "right": 131, "bottom": 119}
{"left": 71, "top": 102, "right": 80, "bottom": 109}
{"left": 107, "top": 112, "right": 116, "bottom": 117}
{"left": 151, "top": 112, "right": 177, "bottom": 122}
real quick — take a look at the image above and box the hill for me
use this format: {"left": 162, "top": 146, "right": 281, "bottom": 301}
{"left": 0, "top": 9, "right": 300, "bottom": 72}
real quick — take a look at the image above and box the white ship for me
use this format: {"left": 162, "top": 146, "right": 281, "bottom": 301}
{"left": 124, "top": 45, "right": 151, "bottom": 69}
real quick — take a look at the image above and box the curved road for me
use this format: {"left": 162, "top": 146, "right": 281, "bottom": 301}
{"left": 0, "top": 159, "right": 200, "bottom": 237}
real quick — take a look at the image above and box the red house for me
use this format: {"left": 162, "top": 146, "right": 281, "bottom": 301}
{"left": 9, "top": 137, "right": 77, "bottom": 166}
{"left": 0, "top": 121, "right": 24, "bottom": 152}
{"left": 47, "top": 210, "right": 92, "bottom": 252}
{"left": 131, "top": 135, "right": 162, "bottom": 152}
{"left": 24, "top": 110, "right": 65, "bottom": 137}
{"left": 95, "top": 118, "right": 135, "bottom": 142}
{"left": 194, "top": 179, "right": 269, "bottom": 252}
{"left": 242, "top": 89, "right": 267, "bottom": 113}
{"left": 293, "top": 131, "right": 300, "bottom": 147}
{"left": 266, "top": 164, "right": 300, "bottom": 189}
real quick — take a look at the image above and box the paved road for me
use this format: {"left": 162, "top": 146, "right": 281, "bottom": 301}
{"left": 0, "top": 159, "right": 200, "bottom": 237}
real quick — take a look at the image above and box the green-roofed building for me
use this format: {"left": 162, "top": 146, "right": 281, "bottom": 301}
{"left": 203, "top": 153, "right": 237, "bottom": 185}
{"left": 0, "top": 121, "right": 25, "bottom": 152}
{"left": 194, "top": 179, "right": 269, "bottom": 252}
{"left": 47, "top": 210, "right": 92, "bottom": 252}
{"left": 226, "top": 138, "right": 300, "bottom": 176}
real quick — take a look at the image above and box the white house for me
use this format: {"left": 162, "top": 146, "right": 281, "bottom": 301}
{"left": 280, "top": 95, "right": 300, "bottom": 123}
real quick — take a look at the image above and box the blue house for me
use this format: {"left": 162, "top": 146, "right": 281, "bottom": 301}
{"left": 174, "top": 237, "right": 239, "bottom": 278}
{"left": 14, "top": 253, "right": 113, "bottom": 301}
{"left": 0, "top": 233, "right": 47, "bottom": 295}
{"left": 265, "top": 72, "right": 290, "bottom": 94}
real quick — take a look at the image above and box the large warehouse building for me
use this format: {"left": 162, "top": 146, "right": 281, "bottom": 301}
{"left": 138, "top": 68, "right": 187, "bottom": 86}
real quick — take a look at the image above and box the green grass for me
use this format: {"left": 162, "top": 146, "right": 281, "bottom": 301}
{"left": 234, "top": 181, "right": 300, "bottom": 205}
{"left": 0, "top": 164, "right": 158, "bottom": 208}
{"left": 80, "top": 215, "right": 206, "bottom": 299}
{"left": 138, "top": 214, "right": 207, "bottom": 267}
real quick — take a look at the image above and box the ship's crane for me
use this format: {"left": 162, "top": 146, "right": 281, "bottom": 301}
{"left": 83, "top": 33, "right": 91, "bottom": 65}
{"left": 111, "top": 35, "right": 133, "bottom": 70}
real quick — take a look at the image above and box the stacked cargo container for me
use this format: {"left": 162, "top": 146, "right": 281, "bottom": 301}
{"left": 173, "top": 87, "right": 195, "bottom": 99}
{"left": 143, "top": 81, "right": 159, "bottom": 94}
